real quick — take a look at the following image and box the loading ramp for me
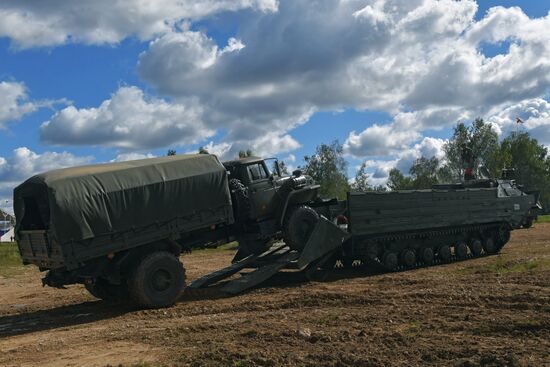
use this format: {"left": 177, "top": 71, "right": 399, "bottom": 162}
{"left": 188, "top": 216, "right": 349, "bottom": 295}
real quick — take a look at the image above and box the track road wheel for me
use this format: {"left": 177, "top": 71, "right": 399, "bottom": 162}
{"left": 400, "top": 249, "right": 416, "bottom": 268}
{"left": 85, "top": 278, "right": 128, "bottom": 302}
{"left": 438, "top": 245, "right": 451, "bottom": 263}
{"left": 129, "top": 251, "right": 186, "bottom": 309}
{"left": 419, "top": 247, "right": 434, "bottom": 265}
{"left": 483, "top": 238, "right": 497, "bottom": 254}
{"left": 284, "top": 206, "right": 320, "bottom": 251}
{"left": 497, "top": 225, "right": 511, "bottom": 246}
{"left": 455, "top": 242, "right": 469, "bottom": 259}
{"left": 382, "top": 252, "right": 398, "bottom": 271}
{"left": 470, "top": 239, "right": 483, "bottom": 257}
{"left": 341, "top": 257, "right": 354, "bottom": 268}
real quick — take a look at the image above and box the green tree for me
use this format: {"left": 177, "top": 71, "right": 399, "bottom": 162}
{"left": 303, "top": 140, "right": 350, "bottom": 199}
{"left": 386, "top": 168, "right": 414, "bottom": 190}
{"left": 167, "top": 149, "right": 176, "bottom": 156}
{"left": 198, "top": 146, "right": 209, "bottom": 154}
{"left": 495, "top": 132, "right": 550, "bottom": 210}
{"left": 409, "top": 156, "right": 440, "bottom": 189}
{"left": 351, "top": 162, "right": 370, "bottom": 192}
{"left": 442, "top": 118, "right": 499, "bottom": 180}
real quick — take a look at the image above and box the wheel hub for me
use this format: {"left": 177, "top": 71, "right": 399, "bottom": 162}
{"left": 152, "top": 269, "right": 172, "bottom": 292}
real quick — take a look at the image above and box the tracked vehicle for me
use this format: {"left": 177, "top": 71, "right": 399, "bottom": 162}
{"left": 310, "top": 178, "right": 536, "bottom": 273}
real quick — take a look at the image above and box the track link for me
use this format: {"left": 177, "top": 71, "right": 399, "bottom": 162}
{"left": 320, "top": 222, "right": 511, "bottom": 275}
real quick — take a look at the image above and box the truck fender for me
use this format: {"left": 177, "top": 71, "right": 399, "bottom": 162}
{"left": 279, "top": 185, "right": 320, "bottom": 225}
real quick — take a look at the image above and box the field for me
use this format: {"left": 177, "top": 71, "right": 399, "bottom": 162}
{"left": 0, "top": 224, "right": 549, "bottom": 367}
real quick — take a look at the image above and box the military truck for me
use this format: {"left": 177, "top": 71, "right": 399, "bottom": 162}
{"left": 14, "top": 154, "right": 321, "bottom": 308}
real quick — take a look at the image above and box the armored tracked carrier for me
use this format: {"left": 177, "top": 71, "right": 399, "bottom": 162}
{"left": 318, "top": 178, "right": 536, "bottom": 272}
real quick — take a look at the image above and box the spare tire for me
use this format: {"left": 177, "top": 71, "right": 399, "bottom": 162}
{"left": 284, "top": 206, "right": 319, "bottom": 251}
{"left": 229, "top": 178, "right": 250, "bottom": 222}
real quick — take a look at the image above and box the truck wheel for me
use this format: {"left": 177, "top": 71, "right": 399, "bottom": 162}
{"left": 128, "top": 251, "right": 186, "bottom": 309}
{"left": 284, "top": 206, "right": 319, "bottom": 251}
{"left": 85, "top": 278, "right": 128, "bottom": 302}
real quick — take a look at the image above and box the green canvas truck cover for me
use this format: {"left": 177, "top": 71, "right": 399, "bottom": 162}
{"left": 14, "top": 154, "right": 232, "bottom": 245}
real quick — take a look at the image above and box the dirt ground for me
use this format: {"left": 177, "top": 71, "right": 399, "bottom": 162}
{"left": 0, "top": 224, "right": 549, "bottom": 367}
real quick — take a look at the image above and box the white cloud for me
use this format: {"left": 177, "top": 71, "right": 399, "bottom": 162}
{"left": 0, "top": 81, "right": 38, "bottom": 127}
{"left": 199, "top": 141, "right": 233, "bottom": 158}
{"left": 41, "top": 86, "right": 213, "bottom": 150}
{"left": 0, "top": 148, "right": 94, "bottom": 214}
{"left": 12, "top": 1, "right": 550, "bottom": 169}
{"left": 0, "top": 0, "right": 278, "bottom": 48}
{"left": 343, "top": 113, "right": 421, "bottom": 157}
{"left": 111, "top": 152, "right": 156, "bottom": 162}
{"left": 134, "top": 0, "right": 550, "bottom": 160}
{"left": 0, "top": 147, "right": 93, "bottom": 183}
{"left": 359, "top": 136, "right": 447, "bottom": 186}
{"left": 486, "top": 98, "right": 550, "bottom": 145}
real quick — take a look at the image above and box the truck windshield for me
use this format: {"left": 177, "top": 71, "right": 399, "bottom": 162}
{"left": 248, "top": 163, "right": 269, "bottom": 181}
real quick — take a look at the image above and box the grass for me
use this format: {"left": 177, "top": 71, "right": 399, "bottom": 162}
{"left": 488, "top": 256, "right": 546, "bottom": 274}
{"left": 403, "top": 321, "right": 423, "bottom": 335}
{"left": 0, "top": 242, "right": 24, "bottom": 277}
{"left": 535, "top": 214, "right": 550, "bottom": 223}
{"left": 192, "top": 241, "right": 239, "bottom": 254}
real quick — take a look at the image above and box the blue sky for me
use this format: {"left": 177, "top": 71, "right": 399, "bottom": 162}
{"left": 1, "top": 0, "right": 550, "bottom": 212}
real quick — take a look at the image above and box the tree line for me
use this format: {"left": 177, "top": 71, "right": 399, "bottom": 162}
{"left": 298, "top": 119, "right": 549, "bottom": 211}
{"left": 167, "top": 118, "right": 550, "bottom": 210}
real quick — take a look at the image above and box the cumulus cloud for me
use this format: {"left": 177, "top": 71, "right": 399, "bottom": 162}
{"left": 12, "top": 1, "right": 550, "bottom": 171}
{"left": 0, "top": 81, "right": 38, "bottom": 127}
{"left": 111, "top": 152, "right": 156, "bottom": 162}
{"left": 0, "top": 148, "right": 93, "bottom": 214}
{"left": 41, "top": 86, "right": 213, "bottom": 150}
{"left": 0, "top": 0, "right": 278, "bottom": 48}
{"left": 360, "top": 137, "right": 447, "bottom": 186}
{"left": 134, "top": 0, "right": 550, "bottom": 160}
{"left": 487, "top": 98, "right": 550, "bottom": 145}
{"left": 0, "top": 147, "right": 93, "bottom": 183}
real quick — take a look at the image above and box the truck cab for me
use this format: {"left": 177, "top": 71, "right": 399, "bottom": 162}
{"left": 223, "top": 156, "right": 286, "bottom": 221}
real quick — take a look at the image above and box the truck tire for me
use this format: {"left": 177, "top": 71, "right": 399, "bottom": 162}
{"left": 229, "top": 179, "right": 250, "bottom": 222}
{"left": 284, "top": 206, "right": 319, "bottom": 251}
{"left": 85, "top": 278, "right": 128, "bottom": 303}
{"left": 128, "top": 251, "right": 186, "bottom": 309}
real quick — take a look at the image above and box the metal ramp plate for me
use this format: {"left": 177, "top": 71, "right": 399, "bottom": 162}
{"left": 188, "top": 217, "right": 348, "bottom": 295}
{"left": 188, "top": 243, "right": 288, "bottom": 289}
{"left": 297, "top": 216, "right": 349, "bottom": 269}
{"left": 221, "top": 251, "right": 300, "bottom": 295}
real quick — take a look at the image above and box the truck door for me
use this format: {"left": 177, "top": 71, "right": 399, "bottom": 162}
{"left": 246, "top": 162, "right": 277, "bottom": 219}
